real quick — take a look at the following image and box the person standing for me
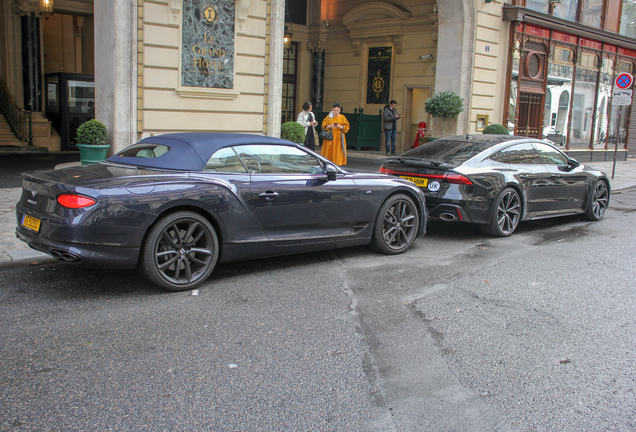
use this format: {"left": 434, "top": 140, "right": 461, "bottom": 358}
{"left": 383, "top": 100, "right": 402, "bottom": 156}
{"left": 296, "top": 101, "right": 318, "bottom": 151}
{"left": 321, "top": 102, "right": 350, "bottom": 166}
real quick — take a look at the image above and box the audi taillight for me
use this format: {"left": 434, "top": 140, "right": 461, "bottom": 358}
{"left": 57, "top": 194, "right": 97, "bottom": 209}
{"left": 380, "top": 167, "right": 472, "bottom": 185}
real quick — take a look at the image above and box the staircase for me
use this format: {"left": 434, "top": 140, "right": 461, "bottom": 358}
{"left": 0, "top": 115, "right": 45, "bottom": 153}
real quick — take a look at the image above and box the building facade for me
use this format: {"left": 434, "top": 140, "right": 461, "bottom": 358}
{"left": 1, "top": 0, "right": 634, "bottom": 161}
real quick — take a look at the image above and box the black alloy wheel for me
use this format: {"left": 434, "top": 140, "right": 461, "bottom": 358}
{"left": 584, "top": 180, "right": 609, "bottom": 221}
{"left": 141, "top": 211, "right": 219, "bottom": 291}
{"left": 369, "top": 194, "right": 419, "bottom": 254}
{"left": 482, "top": 187, "right": 521, "bottom": 237}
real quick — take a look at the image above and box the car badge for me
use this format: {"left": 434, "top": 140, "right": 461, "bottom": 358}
{"left": 31, "top": 191, "right": 37, "bottom": 197}
{"left": 428, "top": 181, "right": 441, "bottom": 192}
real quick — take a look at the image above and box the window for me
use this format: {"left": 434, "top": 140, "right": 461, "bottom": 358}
{"left": 620, "top": 0, "right": 636, "bottom": 37}
{"left": 581, "top": 0, "right": 604, "bottom": 27}
{"left": 490, "top": 147, "right": 512, "bottom": 164}
{"left": 553, "top": 0, "right": 580, "bottom": 21}
{"left": 204, "top": 147, "right": 248, "bottom": 173}
{"left": 234, "top": 145, "right": 324, "bottom": 174}
{"left": 508, "top": 143, "right": 544, "bottom": 165}
{"left": 534, "top": 143, "right": 569, "bottom": 165}
{"left": 116, "top": 144, "right": 170, "bottom": 158}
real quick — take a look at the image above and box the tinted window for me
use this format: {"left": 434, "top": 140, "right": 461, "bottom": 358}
{"left": 400, "top": 141, "right": 493, "bottom": 165}
{"left": 533, "top": 143, "right": 569, "bottom": 165}
{"left": 490, "top": 147, "right": 511, "bottom": 164}
{"left": 203, "top": 147, "right": 248, "bottom": 173}
{"left": 116, "top": 144, "right": 170, "bottom": 158}
{"left": 508, "top": 143, "right": 544, "bottom": 165}
{"left": 234, "top": 145, "right": 323, "bottom": 174}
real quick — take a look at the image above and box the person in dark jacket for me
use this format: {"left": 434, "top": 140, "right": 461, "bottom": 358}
{"left": 383, "top": 100, "right": 401, "bottom": 156}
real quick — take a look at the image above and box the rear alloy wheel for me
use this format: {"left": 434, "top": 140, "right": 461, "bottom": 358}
{"left": 369, "top": 194, "right": 419, "bottom": 254}
{"left": 482, "top": 187, "right": 521, "bottom": 237}
{"left": 583, "top": 180, "right": 609, "bottom": 221}
{"left": 141, "top": 211, "right": 218, "bottom": 291}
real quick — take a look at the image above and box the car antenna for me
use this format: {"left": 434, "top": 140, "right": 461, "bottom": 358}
{"left": 466, "top": 134, "right": 472, "bottom": 139}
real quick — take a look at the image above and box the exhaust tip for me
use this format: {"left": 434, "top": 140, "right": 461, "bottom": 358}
{"left": 439, "top": 212, "right": 457, "bottom": 222}
{"left": 49, "top": 249, "right": 81, "bottom": 262}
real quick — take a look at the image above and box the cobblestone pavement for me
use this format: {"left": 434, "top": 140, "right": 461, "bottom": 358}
{"left": 2, "top": 159, "right": 635, "bottom": 267}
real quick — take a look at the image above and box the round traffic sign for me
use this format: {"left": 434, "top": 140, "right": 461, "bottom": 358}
{"left": 616, "top": 73, "right": 633, "bottom": 89}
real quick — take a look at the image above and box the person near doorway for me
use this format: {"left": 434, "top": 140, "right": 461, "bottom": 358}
{"left": 321, "top": 102, "right": 350, "bottom": 166}
{"left": 383, "top": 100, "right": 402, "bottom": 156}
{"left": 297, "top": 101, "right": 318, "bottom": 151}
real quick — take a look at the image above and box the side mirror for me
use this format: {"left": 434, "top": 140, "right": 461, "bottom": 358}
{"left": 325, "top": 164, "right": 338, "bottom": 181}
{"left": 567, "top": 158, "right": 580, "bottom": 168}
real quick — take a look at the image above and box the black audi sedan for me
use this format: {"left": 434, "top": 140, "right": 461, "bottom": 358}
{"left": 380, "top": 134, "right": 610, "bottom": 236}
{"left": 16, "top": 133, "right": 427, "bottom": 291}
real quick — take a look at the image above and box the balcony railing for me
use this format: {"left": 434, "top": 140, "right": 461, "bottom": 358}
{"left": 0, "top": 78, "right": 32, "bottom": 146}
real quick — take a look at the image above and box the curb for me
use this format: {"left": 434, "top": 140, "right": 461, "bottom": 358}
{"left": 0, "top": 249, "right": 56, "bottom": 270}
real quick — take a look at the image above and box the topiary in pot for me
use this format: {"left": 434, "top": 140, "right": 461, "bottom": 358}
{"left": 482, "top": 123, "right": 510, "bottom": 135}
{"left": 424, "top": 91, "right": 464, "bottom": 138}
{"left": 281, "top": 121, "right": 306, "bottom": 144}
{"left": 76, "top": 119, "right": 110, "bottom": 165}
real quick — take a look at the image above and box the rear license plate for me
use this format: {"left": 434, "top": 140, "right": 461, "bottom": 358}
{"left": 399, "top": 176, "right": 428, "bottom": 188}
{"left": 21, "top": 214, "right": 41, "bottom": 232}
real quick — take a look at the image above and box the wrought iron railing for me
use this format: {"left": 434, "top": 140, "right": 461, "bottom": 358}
{"left": 0, "top": 77, "right": 32, "bottom": 146}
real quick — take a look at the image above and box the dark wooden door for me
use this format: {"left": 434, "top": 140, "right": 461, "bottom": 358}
{"left": 517, "top": 92, "right": 543, "bottom": 138}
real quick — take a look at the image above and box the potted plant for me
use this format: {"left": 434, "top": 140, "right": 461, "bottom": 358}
{"left": 424, "top": 91, "right": 464, "bottom": 138}
{"left": 76, "top": 119, "right": 109, "bottom": 165}
{"left": 281, "top": 121, "right": 305, "bottom": 144}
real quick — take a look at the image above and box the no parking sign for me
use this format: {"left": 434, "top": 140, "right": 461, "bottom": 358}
{"left": 615, "top": 73, "right": 633, "bottom": 90}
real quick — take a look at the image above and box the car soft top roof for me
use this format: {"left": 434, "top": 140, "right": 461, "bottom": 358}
{"left": 106, "top": 132, "right": 298, "bottom": 171}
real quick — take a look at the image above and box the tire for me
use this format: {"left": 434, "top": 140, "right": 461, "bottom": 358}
{"left": 583, "top": 180, "right": 609, "bottom": 221}
{"left": 141, "top": 211, "right": 219, "bottom": 291}
{"left": 369, "top": 194, "right": 419, "bottom": 255}
{"left": 481, "top": 187, "right": 521, "bottom": 237}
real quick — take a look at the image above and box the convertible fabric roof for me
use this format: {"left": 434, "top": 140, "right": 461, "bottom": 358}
{"left": 107, "top": 133, "right": 297, "bottom": 171}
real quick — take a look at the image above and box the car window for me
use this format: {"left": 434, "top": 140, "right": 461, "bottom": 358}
{"left": 116, "top": 144, "right": 170, "bottom": 158}
{"left": 508, "top": 143, "right": 544, "bottom": 165}
{"left": 234, "top": 145, "right": 324, "bottom": 174}
{"left": 533, "top": 143, "right": 569, "bottom": 165}
{"left": 203, "top": 147, "right": 248, "bottom": 173}
{"left": 489, "top": 147, "right": 512, "bottom": 164}
{"left": 399, "top": 140, "right": 493, "bottom": 165}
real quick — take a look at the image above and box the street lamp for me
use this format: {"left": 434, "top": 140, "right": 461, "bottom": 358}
{"left": 284, "top": 23, "right": 293, "bottom": 51}
{"left": 39, "top": 0, "right": 54, "bottom": 20}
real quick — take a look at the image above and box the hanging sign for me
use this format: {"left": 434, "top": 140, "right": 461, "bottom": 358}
{"left": 367, "top": 47, "right": 392, "bottom": 104}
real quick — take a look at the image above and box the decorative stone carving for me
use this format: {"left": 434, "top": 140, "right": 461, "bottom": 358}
{"left": 307, "top": 40, "right": 327, "bottom": 53}
{"left": 236, "top": 0, "right": 250, "bottom": 33}
{"left": 169, "top": 0, "right": 182, "bottom": 25}
{"left": 13, "top": 0, "right": 39, "bottom": 15}
{"left": 429, "top": 10, "right": 438, "bottom": 42}
{"left": 393, "top": 36, "right": 403, "bottom": 54}
{"left": 351, "top": 39, "right": 361, "bottom": 56}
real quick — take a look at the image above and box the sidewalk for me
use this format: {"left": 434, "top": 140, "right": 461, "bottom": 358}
{"left": 2, "top": 155, "right": 636, "bottom": 269}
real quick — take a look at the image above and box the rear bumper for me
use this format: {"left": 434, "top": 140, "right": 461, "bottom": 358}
{"left": 16, "top": 227, "right": 140, "bottom": 269}
{"left": 426, "top": 196, "right": 492, "bottom": 225}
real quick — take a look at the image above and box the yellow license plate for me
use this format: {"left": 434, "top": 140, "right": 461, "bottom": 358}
{"left": 21, "top": 214, "right": 41, "bottom": 232}
{"left": 400, "top": 176, "right": 428, "bottom": 187}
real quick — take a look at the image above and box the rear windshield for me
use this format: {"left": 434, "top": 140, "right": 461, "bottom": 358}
{"left": 399, "top": 141, "right": 493, "bottom": 165}
{"left": 116, "top": 143, "right": 170, "bottom": 159}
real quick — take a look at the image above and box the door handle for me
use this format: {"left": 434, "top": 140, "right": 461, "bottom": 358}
{"left": 519, "top": 174, "right": 529, "bottom": 179}
{"left": 258, "top": 191, "right": 279, "bottom": 201}
{"left": 551, "top": 174, "right": 561, "bottom": 178}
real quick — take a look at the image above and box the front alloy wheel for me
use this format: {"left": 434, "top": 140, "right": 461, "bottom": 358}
{"left": 141, "top": 211, "right": 218, "bottom": 291}
{"left": 584, "top": 180, "right": 609, "bottom": 221}
{"left": 369, "top": 194, "right": 419, "bottom": 254}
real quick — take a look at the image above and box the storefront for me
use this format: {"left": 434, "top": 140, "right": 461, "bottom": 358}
{"left": 503, "top": 4, "right": 636, "bottom": 161}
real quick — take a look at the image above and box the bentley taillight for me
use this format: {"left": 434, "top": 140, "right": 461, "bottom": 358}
{"left": 57, "top": 194, "right": 96, "bottom": 209}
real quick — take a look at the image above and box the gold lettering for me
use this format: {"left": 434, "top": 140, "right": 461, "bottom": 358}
{"left": 192, "top": 44, "right": 202, "bottom": 54}
{"left": 194, "top": 58, "right": 202, "bottom": 68}
{"left": 204, "top": 34, "right": 214, "bottom": 44}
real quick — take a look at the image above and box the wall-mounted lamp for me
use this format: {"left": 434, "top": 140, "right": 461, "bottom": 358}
{"left": 548, "top": 0, "right": 562, "bottom": 8}
{"left": 39, "top": 0, "right": 54, "bottom": 20}
{"left": 284, "top": 23, "right": 293, "bottom": 50}
{"left": 420, "top": 54, "right": 434, "bottom": 61}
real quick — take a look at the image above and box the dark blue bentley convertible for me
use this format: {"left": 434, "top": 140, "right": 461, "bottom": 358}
{"left": 16, "top": 133, "right": 427, "bottom": 291}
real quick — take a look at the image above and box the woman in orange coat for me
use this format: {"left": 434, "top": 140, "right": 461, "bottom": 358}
{"left": 321, "top": 102, "right": 350, "bottom": 166}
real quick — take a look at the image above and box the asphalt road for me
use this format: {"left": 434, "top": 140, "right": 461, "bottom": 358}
{"left": 1, "top": 166, "right": 635, "bottom": 430}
